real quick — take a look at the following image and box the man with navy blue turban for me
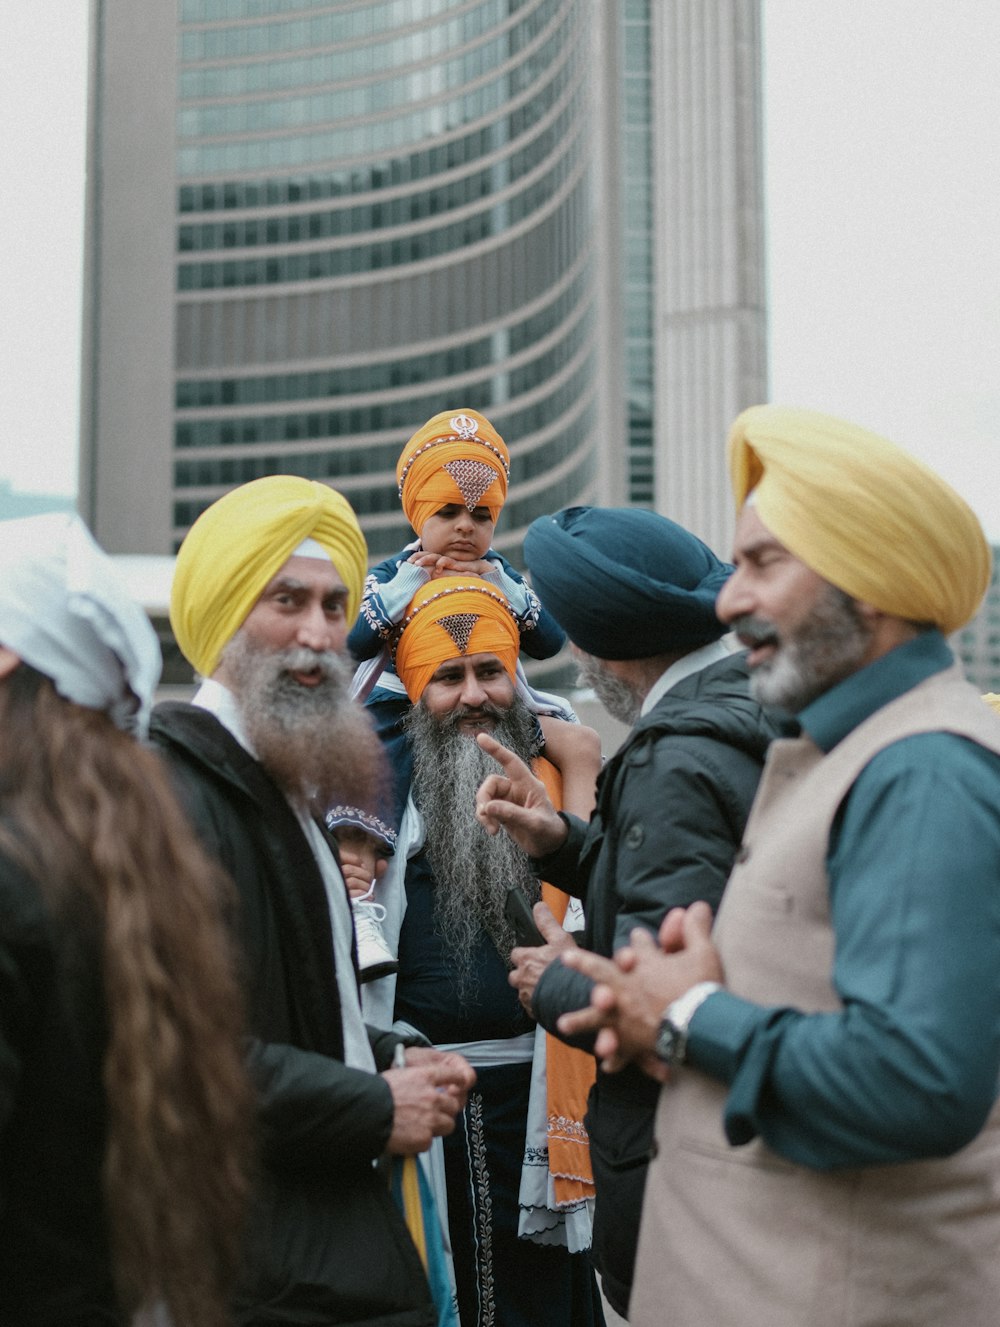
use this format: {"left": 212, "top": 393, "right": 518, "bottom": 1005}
{"left": 474, "top": 506, "right": 780, "bottom": 1319}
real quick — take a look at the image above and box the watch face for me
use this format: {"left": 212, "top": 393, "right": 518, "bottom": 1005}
{"left": 655, "top": 1018, "right": 682, "bottom": 1065}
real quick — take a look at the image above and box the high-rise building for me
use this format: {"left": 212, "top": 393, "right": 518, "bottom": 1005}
{"left": 81, "top": 0, "right": 766, "bottom": 630}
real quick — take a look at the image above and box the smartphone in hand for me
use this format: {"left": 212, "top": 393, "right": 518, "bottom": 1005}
{"left": 505, "top": 887, "right": 545, "bottom": 947}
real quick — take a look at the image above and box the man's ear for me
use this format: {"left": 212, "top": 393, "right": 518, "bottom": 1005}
{"left": 855, "top": 603, "right": 922, "bottom": 659}
{"left": 0, "top": 646, "right": 23, "bottom": 680}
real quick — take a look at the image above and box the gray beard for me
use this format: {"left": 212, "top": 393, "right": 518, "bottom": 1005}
{"left": 576, "top": 652, "right": 641, "bottom": 726}
{"left": 219, "top": 632, "right": 388, "bottom": 814}
{"left": 405, "top": 695, "right": 541, "bottom": 995}
{"left": 732, "top": 585, "right": 872, "bottom": 713}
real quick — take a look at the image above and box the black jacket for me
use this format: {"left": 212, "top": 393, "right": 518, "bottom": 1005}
{"left": 531, "top": 652, "right": 779, "bottom": 1317}
{"left": 149, "top": 702, "right": 435, "bottom": 1327}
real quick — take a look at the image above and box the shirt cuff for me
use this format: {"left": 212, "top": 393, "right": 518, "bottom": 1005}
{"left": 683, "top": 988, "right": 775, "bottom": 1084}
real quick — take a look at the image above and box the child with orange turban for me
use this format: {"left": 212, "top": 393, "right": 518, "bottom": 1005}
{"left": 349, "top": 408, "right": 565, "bottom": 685}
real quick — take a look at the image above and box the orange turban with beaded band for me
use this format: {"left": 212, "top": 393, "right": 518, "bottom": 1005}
{"left": 394, "top": 576, "right": 520, "bottom": 702}
{"left": 728, "top": 405, "right": 991, "bottom": 635}
{"left": 396, "top": 409, "right": 510, "bottom": 534}
{"left": 171, "top": 475, "right": 367, "bottom": 678}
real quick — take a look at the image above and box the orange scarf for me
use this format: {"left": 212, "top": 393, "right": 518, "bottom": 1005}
{"left": 534, "top": 755, "right": 596, "bottom": 1206}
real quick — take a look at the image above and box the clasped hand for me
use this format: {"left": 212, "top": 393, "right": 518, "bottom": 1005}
{"left": 408, "top": 551, "right": 494, "bottom": 578}
{"left": 383, "top": 1048, "right": 476, "bottom": 1155}
{"left": 556, "top": 901, "right": 724, "bottom": 1081}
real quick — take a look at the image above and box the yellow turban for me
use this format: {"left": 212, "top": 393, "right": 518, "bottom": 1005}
{"left": 394, "top": 576, "right": 520, "bottom": 702}
{"left": 170, "top": 475, "right": 367, "bottom": 677}
{"left": 984, "top": 694, "right": 1000, "bottom": 718}
{"left": 396, "top": 409, "right": 510, "bottom": 534}
{"left": 728, "top": 405, "right": 991, "bottom": 634}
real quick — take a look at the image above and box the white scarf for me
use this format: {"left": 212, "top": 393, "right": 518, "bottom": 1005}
{"left": 0, "top": 512, "right": 160, "bottom": 732}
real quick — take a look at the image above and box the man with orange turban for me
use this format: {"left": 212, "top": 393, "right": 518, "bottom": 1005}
{"left": 349, "top": 575, "right": 605, "bottom": 1327}
{"left": 550, "top": 407, "right": 1000, "bottom": 1327}
{"left": 347, "top": 410, "right": 568, "bottom": 811}
{"left": 150, "top": 476, "right": 475, "bottom": 1326}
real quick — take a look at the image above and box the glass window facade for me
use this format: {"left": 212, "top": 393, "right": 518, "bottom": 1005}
{"left": 176, "top": 4, "right": 574, "bottom": 176}
{"left": 178, "top": 1, "right": 557, "bottom": 117}
{"left": 954, "top": 548, "right": 1000, "bottom": 692}
{"left": 170, "top": 0, "right": 600, "bottom": 693}
{"left": 176, "top": 152, "right": 585, "bottom": 289}
{"left": 621, "top": 0, "right": 655, "bottom": 506}
{"left": 179, "top": 0, "right": 517, "bottom": 63}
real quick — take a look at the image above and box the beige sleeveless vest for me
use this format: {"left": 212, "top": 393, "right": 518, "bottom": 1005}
{"left": 629, "top": 666, "right": 1000, "bottom": 1327}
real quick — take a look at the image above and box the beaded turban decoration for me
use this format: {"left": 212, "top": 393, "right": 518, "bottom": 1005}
{"left": 523, "top": 506, "right": 732, "bottom": 660}
{"left": 394, "top": 576, "right": 520, "bottom": 702}
{"left": 728, "top": 405, "right": 991, "bottom": 634}
{"left": 170, "top": 475, "right": 368, "bottom": 678}
{"left": 396, "top": 409, "right": 510, "bottom": 534}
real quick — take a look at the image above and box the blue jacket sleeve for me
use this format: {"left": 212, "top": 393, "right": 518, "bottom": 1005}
{"left": 686, "top": 734, "right": 1000, "bottom": 1169}
{"left": 348, "top": 550, "right": 428, "bottom": 662}
{"left": 489, "top": 551, "right": 565, "bottom": 659}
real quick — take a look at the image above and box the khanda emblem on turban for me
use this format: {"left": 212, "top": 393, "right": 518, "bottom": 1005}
{"left": 450, "top": 414, "right": 480, "bottom": 440}
{"left": 436, "top": 613, "right": 480, "bottom": 654}
{"left": 443, "top": 458, "right": 499, "bottom": 511}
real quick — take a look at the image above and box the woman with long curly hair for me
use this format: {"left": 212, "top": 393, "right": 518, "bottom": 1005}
{"left": 0, "top": 514, "right": 253, "bottom": 1327}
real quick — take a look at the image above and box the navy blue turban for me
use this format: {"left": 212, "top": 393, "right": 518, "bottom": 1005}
{"left": 523, "top": 506, "right": 733, "bottom": 660}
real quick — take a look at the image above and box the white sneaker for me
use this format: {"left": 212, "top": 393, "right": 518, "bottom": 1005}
{"left": 353, "top": 896, "right": 398, "bottom": 983}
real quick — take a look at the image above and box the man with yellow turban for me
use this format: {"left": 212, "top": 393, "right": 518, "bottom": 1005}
{"left": 149, "top": 476, "right": 475, "bottom": 1327}
{"left": 553, "top": 407, "right": 1000, "bottom": 1327}
{"left": 346, "top": 575, "right": 605, "bottom": 1327}
{"left": 472, "top": 504, "right": 778, "bottom": 1321}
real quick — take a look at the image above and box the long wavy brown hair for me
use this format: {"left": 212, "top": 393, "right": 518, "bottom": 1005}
{"left": 0, "top": 664, "right": 254, "bottom": 1327}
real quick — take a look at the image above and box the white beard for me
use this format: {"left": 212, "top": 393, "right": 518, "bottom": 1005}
{"left": 735, "top": 586, "right": 872, "bottom": 713}
{"left": 220, "top": 632, "right": 388, "bottom": 813}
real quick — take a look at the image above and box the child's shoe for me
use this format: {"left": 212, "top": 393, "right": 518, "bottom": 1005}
{"left": 353, "top": 892, "right": 398, "bottom": 983}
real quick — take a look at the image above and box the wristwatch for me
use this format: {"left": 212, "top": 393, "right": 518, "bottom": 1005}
{"left": 654, "top": 981, "right": 722, "bottom": 1066}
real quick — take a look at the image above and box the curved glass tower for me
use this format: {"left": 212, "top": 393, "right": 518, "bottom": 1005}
{"left": 168, "top": 0, "right": 597, "bottom": 567}
{"left": 82, "top": 0, "right": 766, "bottom": 643}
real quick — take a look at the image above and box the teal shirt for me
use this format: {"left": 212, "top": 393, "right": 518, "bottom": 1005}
{"left": 688, "top": 631, "right": 1000, "bottom": 1168}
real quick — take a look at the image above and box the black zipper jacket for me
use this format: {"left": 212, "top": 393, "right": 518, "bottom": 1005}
{"left": 149, "top": 702, "right": 435, "bottom": 1327}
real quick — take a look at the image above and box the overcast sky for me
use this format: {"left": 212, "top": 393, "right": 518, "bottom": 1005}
{"left": 2, "top": 1, "right": 998, "bottom": 538}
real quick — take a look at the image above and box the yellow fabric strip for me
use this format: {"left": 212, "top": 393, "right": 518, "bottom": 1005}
{"left": 399, "top": 1155, "right": 428, "bottom": 1270}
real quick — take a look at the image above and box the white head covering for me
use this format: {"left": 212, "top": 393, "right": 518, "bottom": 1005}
{"left": 0, "top": 513, "right": 161, "bottom": 733}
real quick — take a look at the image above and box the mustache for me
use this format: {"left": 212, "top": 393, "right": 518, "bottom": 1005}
{"left": 273, "top": 647, "right": 343, "bottom": 681}
{"left": 437, "top": 698, "right": 509, "bottom": 731}
{"left": 730, "top": 614, "right": 780, "bottom": 650}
